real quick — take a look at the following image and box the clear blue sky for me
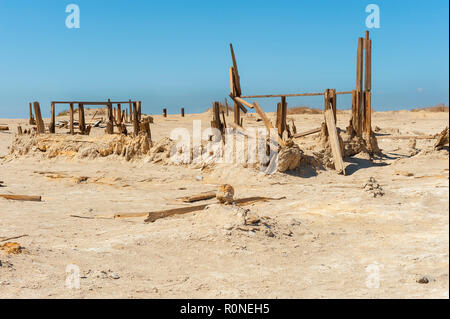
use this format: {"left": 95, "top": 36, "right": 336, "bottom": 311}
{"left": 0, "top": 0, "right": 448, "bottom": 118}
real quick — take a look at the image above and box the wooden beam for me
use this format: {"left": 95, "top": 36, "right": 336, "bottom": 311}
{"left": 325, "top": 108, "right": 345, "bottom": 175}
{"left": 240, "top": 91, "right": 352, "bottom": 99}
{"left": 292, "top": 127, "right": 321, "bottom": 138}
{"left": 232, "top": 96, "right": 254, "bottom": 109}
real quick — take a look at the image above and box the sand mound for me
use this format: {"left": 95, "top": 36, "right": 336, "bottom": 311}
{"left": 8, "top": 133, "right": 153, "bottom": 161}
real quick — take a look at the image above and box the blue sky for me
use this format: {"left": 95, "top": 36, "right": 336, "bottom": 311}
{"left": 0, "top": 0, "right": 448, "bottom": 118}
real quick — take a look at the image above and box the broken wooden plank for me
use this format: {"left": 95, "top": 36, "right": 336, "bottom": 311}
{"left": 0, "top": 194, "right": 42, "bottom": 202}
{"left": 325, "top": 108, "right": 345, "bottom": 175}
{"left": 181, "top": 191, "right": 216, "bottom": 203}
{"left": 292, "top": 127, "right": 321, "bottom": 138}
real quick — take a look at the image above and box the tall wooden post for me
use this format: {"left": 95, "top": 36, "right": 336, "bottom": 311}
{"left": 29, "top": 103, "right": 35, "bottom": 125}
{"left": 33, "top": 102, "right": 45, "bottom": 133}
{"left": 117, "top": 104, "right": 122, "bottom": 125}
{"left": 69, "top": 103, "right": 74, "bottom": 134}
{"left": 356, "top": 37, "right": 364, "bottom": 136}
{"left": 181, "top": 107, "right": 185, "bottom": 117}
{"left": 79, "top": 103, "right": 86, "bottom": 134}
{"left": 364, "top": 31, "right": 372, "bottom": 134}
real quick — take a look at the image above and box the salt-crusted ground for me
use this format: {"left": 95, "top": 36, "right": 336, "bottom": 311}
{"left": 0, "top": 109, "right": 448, "bottom": 298}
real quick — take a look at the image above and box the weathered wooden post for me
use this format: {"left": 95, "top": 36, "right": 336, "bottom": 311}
{"left": 49, "top": 102, "right": 56, "bottom": 133}
{"left": 106, "top": 99, "right": 114, "bottom": 134}
{"left": 117, "top": 103, "right": 122, "bottom": 125}
{"left": 233, "top": 101, "right": 240, "bottom": 126}
{"left": 128, "top": 99, "right": 133, "bottom": 123}
{"left": 69, "top": 103, "right": 74, "bottom": 134}
{"left": 356, "top": 36, "right": 364, "bottom": 136}
{"left": 33, "top": 102, "right": 45, "bottom": 133}
{"left": 79, "top": 103, "right": 86, "bottom": 134}
{"left": 17, "top": 126, "right": 23, "bottom": 135}
{"left": 137, "top": 101, "right": 142, "bottom": 122}
{"left": 181, "top": 107, "right": 185, "bottom": 117}
{"left": 330, "top": 89, "right": 337, "bottom": 123}
{"left": 364, "top": 30, "right": 372, "bottom": 135}
{"left": 225, "top": 98, "right": 229, "bottom": 116}
{"left": 133, "top": 102, "right": 140, "bottom": 136}
{"left": 163, "top": 108, "right": 167, "bottom": 118}
{"left": 28, "top": 103, "right": 35, "bottom": 125}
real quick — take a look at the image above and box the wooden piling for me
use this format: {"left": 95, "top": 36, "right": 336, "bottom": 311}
{"left": 33, "top": 102, "right": 45, "bottom": 133}
{"left": 79, "top": 103, "right": 86, "bottom": 134}
{"left": 133, "top": 102, "right": 140, "bottom": 136}
{"left": 181, "top": 107, "right": 185, "bottom": 117}
{"left": 128, "top": 99, "right": 133, "bottom": 123}
{"left": 28, "top": 103, "right": 35, "bottom": 125}
{"left": 49, "top": 102, "right": 56, "bottom": 133}
{"left": 163, "top": 108, "right": 167, "bottom": 118}
{"left": 364, "top": 91, "right": 372, "bottom": 137}
{"left": 69, "top": 103, "right": 74, "bottom": 134}
{"left": 356, "top": 37, "right": 364, "bottom": 136}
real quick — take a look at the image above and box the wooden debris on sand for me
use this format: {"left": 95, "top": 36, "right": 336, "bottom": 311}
{"left": 0, "top": 194, "right": 42, "bottom": 202}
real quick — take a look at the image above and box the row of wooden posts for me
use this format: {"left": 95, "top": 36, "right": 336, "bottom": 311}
{"left": 27, "top": 99, "right": 152, "bottom": 138}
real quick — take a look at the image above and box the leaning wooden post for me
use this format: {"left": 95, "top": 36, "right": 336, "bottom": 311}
{"left": 181, "top": 107, "right": 185, "bottom": 117}
{"left": 28, "top": 103, "right": 35, "bottom": 125}
{"left": 79, "top": 103, "right": 86, "bottom": 134}
{"left": 33, "top": 102, "right": 45, "bottom": 133}
{"left": 69, "top": 103, "right": 74, "bottom": 135}
{"left": 133, "top": 102, "right": 140, "bottom": 136}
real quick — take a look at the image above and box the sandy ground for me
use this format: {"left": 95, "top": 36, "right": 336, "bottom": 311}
{"left": 0, "top": 109, "right": 448, "bottom": 298}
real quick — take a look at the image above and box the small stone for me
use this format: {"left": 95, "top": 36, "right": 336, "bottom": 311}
{"left": 265, "top": 229, "right": 275, "bottom": 237}
{"left": 109, "top": 272, "right": 120, "bottom": 280}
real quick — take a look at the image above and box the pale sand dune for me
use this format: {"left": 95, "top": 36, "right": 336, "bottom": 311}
{"left": 0, "top": 110, "right": 448, "bottom": 298}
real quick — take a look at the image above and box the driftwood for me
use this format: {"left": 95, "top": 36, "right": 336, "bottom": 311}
{"left": 0, "top": 126, "right": 9, "bottom": 131}
{"left": 434, "top": 127, "right": 449, "bottom": 149}
{"left": 0, "top": 194, "right": 42, "bottom": 202}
